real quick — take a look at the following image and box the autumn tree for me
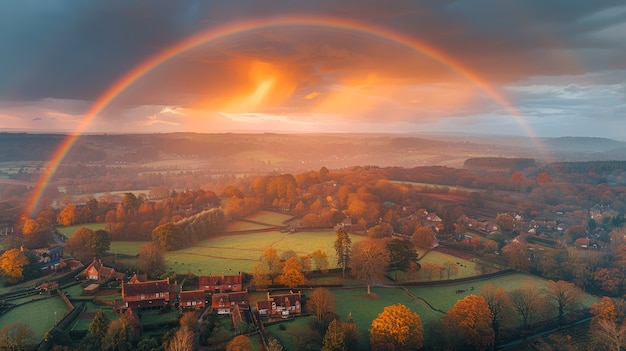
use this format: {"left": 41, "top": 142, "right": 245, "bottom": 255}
{"left": 369, "top": 304, "right": 423, "bottom": 351}
{"left": 322, "top": 319, "right": 345, "bottom": 351}
{"left": 152, "top": 223, "right": 183, "bottom": 251}
{"left": 350, "top": 239, "right": 390, "bottom": 295}
{"left": 65, "top": 227, "right": 109, "bottom": 263}
{"left": 386, "top": 238, "right": 418, "bottom": 271}
{"left": 419, "top": 262, "right": 440, "bottom": 281}
{"left": 137, "top": 242, "right": 166, "bottom": 277}
{"left": 276, "top": 257, "right": 307, "bottom": 288}
{"left": 445, "top": 295, "right": 494, "bottom": 351}
{"left": 334, "top": 228, "right": 352, "bottom": 278}
{"left": 226, "top": 335, "right": 253, "bottom": 351}
{"left": 0, "top": 248, "right": 30, "bottom": 283}
{"left": 442, "top": 260, "right": 459, "bottom": 279}
{"left": 307, "top": 288, "right": 337, "bottom": 329}
{"left": 260, "top": 247, "right": 282, "bottom": 283}
{"left": 412, "top": 226, "right": 436, "bottom": 249}
{"left": 589, "top": 297, "right": 626, "bottom": 351}
{"left": 250, "top": 263, "right": 271, "bottom": 288}
{"left": 481, "top": 283, "right": 513, "bottom": 342}
{"left": 502, "top": 240, "right": 529, "bottom": 272}
{"left": 0, "top": 322, "right": 35, "bottom": 351}
{"left": 57, "top": 203, "right": 76, "bottom": 226}
{"left": 311, "top": 249, "right": 330, "bottom": 273}
{"left": 102, "top": 317, "right": 133, "bottom": 351}
{"left": 510, "top": 285, "right": 543, "bottom": 330}
{"left": 545, "top": 280, "right": 584, "bottom": 325}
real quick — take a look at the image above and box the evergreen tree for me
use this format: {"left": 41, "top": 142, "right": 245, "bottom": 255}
{"left": 322, "top": 319, "right": 345, "bottom": 351}
{"left": 334, "top": 228, "right": 351, "bottom": 278}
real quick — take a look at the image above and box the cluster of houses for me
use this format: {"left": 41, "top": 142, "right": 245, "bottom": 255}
{"left": 80, "top": 258, "right": 302, "bottom": 329}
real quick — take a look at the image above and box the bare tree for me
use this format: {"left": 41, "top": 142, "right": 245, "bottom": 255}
{"left": 350, "top": 239, "right": 390, "bottom": 295}
{"left": 307, "top": 288, "right": 337, "bottom": 329}
{"left": 481, "top": 283, "right": 513, "bottom": 342}
{"left": 545, "top": 280, "right": 583, "bottom": 325}
{"left": 0, "top": 323, "right": 35, "bottom": 351}
{"left": 166, "top": 326, "right": 195, "bottom": 351}
{"left": 510, "top": 286, "right": 543, "bottom": 330}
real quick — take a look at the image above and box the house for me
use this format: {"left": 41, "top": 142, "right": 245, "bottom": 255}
{"left": 84, "top": 258, "right": 125, "bottom": 281}
{"left": 575, "top": 237, "right": 590, "bottom": 249}
{"left": 333, "top": 218, "right": 352, "bottom": 231}
{"left": 199, "top": 273, "right": 243, "bottom": 293}
{"left": 257, "top": 291, "right": 302, "bottom": 318}
{"left": 211, "top": 291, "right": 250, "bottom": 315}
{"left": 129, "top": 273, "right": 148, "bottom": 284}
{"left": 34, "top": 246, "right": 64, "bottom": 272}
{"left": 117, "top": 278, "right": 177, "bottom": 312}
{"left": 180, "top": 290, "right": 206, "bottom": 309}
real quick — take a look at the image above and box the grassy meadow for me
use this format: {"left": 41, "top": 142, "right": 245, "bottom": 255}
{"left": 56, "top": 223, "right": 106, "bottom": 238}
{"left": 164, "top": 230, "right": 366, "bottom": 275}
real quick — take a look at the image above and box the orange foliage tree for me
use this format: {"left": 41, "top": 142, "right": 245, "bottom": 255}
{"left": 369, "top": 304, "right": 423, "bottom": 351}
{"left": 444, "top": 295, "right": 494, "bottom": 351}
{"left": 0, "top": 249, "right": 29, "bottom": 283}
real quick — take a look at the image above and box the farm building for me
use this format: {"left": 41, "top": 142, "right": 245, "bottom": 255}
{"left": 257, "top": 291, "right": 302, "bottom": 318}
{"left": 199, "top": 272, "right": 243, "bottom": 293}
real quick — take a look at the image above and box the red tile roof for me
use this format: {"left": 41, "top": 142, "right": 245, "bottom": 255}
{"left": 123, "top": 279, "right": 174, "bottom": 296}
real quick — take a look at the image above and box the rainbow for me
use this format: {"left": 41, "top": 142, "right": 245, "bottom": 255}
{"left": 25, "top": 15, "right": 548, "bottom": 215}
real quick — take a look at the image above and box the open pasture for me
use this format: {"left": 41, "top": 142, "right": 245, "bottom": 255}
{"left": 56, "top": 222, "right": 106, "bottom": 238}
{"left": 331, "top": 272, "right": 599, "bottom": 350}
{"left": 164, "top": 230, "right": 365, "bottom": 275}
{"left": 243, "top": 210, "right": 294, "bottom": 226}
{"left": 109, "top": 241, "right": 145, "bottom": 256}
{"left": 0, "top": 296, "right": 69, "bottom": 342}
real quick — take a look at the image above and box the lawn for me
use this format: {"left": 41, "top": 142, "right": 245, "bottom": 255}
{"left": 265, "top": 316, "right": 319, "bottom": 351}
{"left": 56, "top": 222, "right": 106, "bottom": 238}
{"left": 0, "top": 296, "right": 69, "bottom": 342}
{"left": 164, "top": 230, "right": 365, "bottom": 275}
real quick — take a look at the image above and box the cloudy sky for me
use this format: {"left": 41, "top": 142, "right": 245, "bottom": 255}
{"left": 1, "top": 0, "right": 625, "bottom": 139}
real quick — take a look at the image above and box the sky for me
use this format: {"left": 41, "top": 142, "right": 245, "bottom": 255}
{"left": 0, "top": 1, "right": 625, "bottom": 139}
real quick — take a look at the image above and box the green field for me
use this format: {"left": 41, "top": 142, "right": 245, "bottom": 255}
{"left": 330, "top": 272, "right": 600, "bottom": 350}
{"left": 165, "top": 230, "right": 366, "bottom": 275}
{"left": 56, "top": 223, "right": 106, "bottom": 238}
{"left": 109, "top": 241, "right": 145, "bottom": 256}
{"left": 0, "top": 296, "right": 70, "bottom": 342}
{"left": 243, "top": 210, "right": 294, "bottom": 226}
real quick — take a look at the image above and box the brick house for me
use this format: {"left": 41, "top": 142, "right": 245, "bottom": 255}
{"left": 211, "top": 291, "right": 250, "bottom": 315}
{"left": 180, "top": 290, "right": 206, "bottom": 309}
{"left": 117, "top": 278, "right": 177, "bottom": 312}
{"left": 257, "top": 291, "right": 302, "bottom": 318}
{"left": 84, "top": 258, "right": 125, "bottom": 281}
{"left": 199, "top": 273, "right": 243, "bottom": 293}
